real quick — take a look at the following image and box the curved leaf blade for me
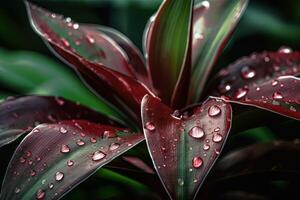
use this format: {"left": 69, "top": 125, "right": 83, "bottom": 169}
{"left": 0, "top": 120, "right": 143, "bottom": 200}
{"left": 0, "top": 96, "right": 117, "bottom": 148}
{"left": 147, "top": 0, "right": 193, "bottom": 104}
{"left": 141, "top": 95, "right": 232, "bottom": 199}
{"left": 188, "top": 0, "right": 248, "bottom": 103}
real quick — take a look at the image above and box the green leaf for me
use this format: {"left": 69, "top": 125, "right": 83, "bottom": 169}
{"left": 147, "top": 0, "right": 193, "bottom": 104}
{"left": 0, "top": 48, "right": 122, "bottom": 120}
{"left": 188, "top": 0, "right": 248, "bottom": 103}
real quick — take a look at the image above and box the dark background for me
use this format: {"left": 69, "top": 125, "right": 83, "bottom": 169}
{"left": 0, "top": 0, "right": 300, "bottom": 199}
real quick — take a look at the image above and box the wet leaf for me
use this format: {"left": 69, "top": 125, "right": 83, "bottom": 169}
{"left": 0, "top": 120, "right": 143, "bottom": 200}
{"left": 188, "top": 0, "right": 248, "bottom": 103}
{"left": 0, "top": 96, "right": 118, "bottom": 148}
{"left": 141, "top": 95, "right": 232, "bottom": 199}
{"left": 26, "top": 2, "right": 153, "bottom": 121}
{"left": 147, "top": 0, "right": 193, "bottom": 104}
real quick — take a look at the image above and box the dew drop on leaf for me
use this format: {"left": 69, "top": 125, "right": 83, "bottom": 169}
{"left": 272, "top": 92, "right": 284, "bottom": 100}
{"left": 145, "top": 122, "right": 156, "bottom": 131}
{"left": 73, "top": 23, "right": 79, "bottom": 30}
{"left": 272, "top": 80, "right": 279, "bottom": 86}
{"left": 178, "top": 178, "right": 184, "bottom": 186}
{"left": 212, "top": 133, "right": 223, "bottom": 143}
{"left": 188, "top": 126, "right": 205, "bottom": 139}
{"left": 192, "top": 157, "right": 203, "bottom": 168}
{"left": 14, "top": 187, "right": 20, "bottom": 194}
{"left": 208, "top": 105, "right": 221, "bottom": 117}
{"left": 90, "top": 138, "right": 97, "bottom": 143}
{"left": 19, "top": 157, "right": 26, "bottom": 163}
{"left": 92, "top": 151, "right": 106, "bottom": 161}
{"left": 36, "top": 189, "right": 46, "bottom": 199}
{"left": 203, "top": 143, "right": 210, "bottom": 151}
{"left": 59, "top": 127, "right": 68, "bottom": 134}
{"left": 67, "top": 160, "right": 74, "bottom": 167}
{"left": 76, "top": 139, "right": 85, "bottom": 146}
{"left": 278, "top": 46, "right": 292, "bottom": 54}
{"left": 234, "top": 88, "right": 248, "bottom": 99}
{"left": 55, "top": 171, "right": 64, "bottom": 181}
{"left": 60, "top": 144, "right": 70, "bottom": 153}
{"left": 241, "top": 66, "right": 256, "bottom": 79}
{"left": 109, "top": 143, "right": 120, "bottom": 151}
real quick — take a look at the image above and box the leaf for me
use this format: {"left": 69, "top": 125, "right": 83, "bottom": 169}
{"left": 141, "top": 95, "right": 232, "bottom": 199}
{"left": 26, "top": 2, "right": 153, "bottom": 121}
{"left": 0, "top": 120, "right": 143, "bottom": 200}
{"left": 147, "top": 0, "right": 193, "bottom": 104}
{"left": 188, "top": 0, "right": 248, "bottom": 104}
{"left": 122, "top": 156, "right": 155, "bottom": 174}
{"left": 0, "top": 48, "right": 119, "bottom": 118}
{"left": 0, "top": 96, "right": 118, "bottom": 148}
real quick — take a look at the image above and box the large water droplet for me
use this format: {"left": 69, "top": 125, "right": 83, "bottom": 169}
{"left": 92, "top": 151, "right": 106, "bottom": 161}
{"left": 55, "top": 171, "right": 64, "bottom": 181}
{"left": 234, "top": 88, "right": 248, "bottom": 99}
{"left": 60, "top": 144, "right": 70, "bottom": 153}
{"left": 273, "top": 92, "right": 284, "bottom": 100}
{"left": 192, "top": 157, "right": 203, "bottom": 168}
{"left": 145, "top": 122, "right": 155, "bottom": 131}
{"left": 212, "top": 133, "right": 223, "bottom": 143}
{"left": 109, "top": 143, "right": 120, "bottom": 151}
{"left": 241, "top": 66, "right": 256, "bottom": 79}
{"left": 188, "top": 126, "right": 205, "bottom": 139}
{"left": 36, "top": 189, "right": 45, "bottom": 199}
{"left": 208, "top": 105, "right": 221, "bottom": 117}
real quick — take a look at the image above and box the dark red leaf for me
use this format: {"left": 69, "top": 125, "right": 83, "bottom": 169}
{"left": 122, "top": 156, "right": 155, "bottom": 174}
{"left": 141, "top": 95, "right": 232, "bottom": 199}
{"left": 0, "top": 96, "right": 116, "bottom": 148}
{"left": 0, "top": 120, "right": 143, "bottom": 200}
{"left": 210, "top": 51, "right": 300, "bottom": 120}
{"left": 26, "top": 2, "right": 153, "bottom": 120}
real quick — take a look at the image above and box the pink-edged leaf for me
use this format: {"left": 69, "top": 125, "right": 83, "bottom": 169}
{"left": 223, "top": 76, "right": 300, "bottom": 120}
{"left": 0, "top": 96, "right": 116, "bottom": 148}
{"left": 26, "top": 2, "right": 153, "bottom": 120}
{"left": 0, "top": 120, "right": 143, "bottom": 200}
{"left": 122, "top": 156, "right": 155, "bottom": 174}
{"left": 147, "top": 0, "right": 193, "bottom": 104}
{"left": 96, "top": 26, "right": 152, "bottom": 87}
{"left": 188, "top": 0, "right": 248, "bottom": 104}
{"left": 212, "top": 51, "right": 300, "bottom": 96}
{"left": 141, "top": 95, "right": 232, "bottom": 199}
{"left": 26, "top": 2, "right": 143, "bottom": 80}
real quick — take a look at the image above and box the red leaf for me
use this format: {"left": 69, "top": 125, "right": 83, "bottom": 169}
{"left": 0, "top": 120, "right": 143, "bottom": 200}
{"left": 0, "top": 96, "right": 116, "bottom": 148}
{"left": 210, "top": 51, "right": 300, "bottom": 120}
{"left": 141, "top": 95, "right": 232, "bottom": 199}
{"left": 223, "top": 76, "right": 300, "bottom": 120}
{"left": 26, "top": 2, "right": 153, "bottom": 120}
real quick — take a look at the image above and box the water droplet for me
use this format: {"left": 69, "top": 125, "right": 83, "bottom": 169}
{"left": 61, "top": 38, "right": 70, "bottom": 47}
{"left": 55, "top": 171, "right": 64, "bottom": 181}
{"left": 92, "top": 151, "right": 106, "bottom": 161}
{"left": 49, "top": 183, "right": 54, "bottom": 189}
{"left": 178, "top": 178, "right": 185, "bottom": 186}
{"left": 30, "top": 170, "right": 36, "bottom": 177}
{"left": 188, "top": 126, "right": 205, "bottom": 139}
{"left": 65, "top": 17, "right": 71, "bottom": 23}
{"left": 208, "top": 105, "right": 221, "bottom": 117}
{"left": 256, "top": 87, "right": 261, "bottom": 91}
{"left": 214, "top": 127, "right": 220, "bottom": 132}
{"left": 76, "top": 139, "right": 85, "bottom": 146}
{"left": 51, "top": 13, "right": 56, "bottom": 18}
{"left": 278, "top": 46, "right": 292, "bottom": 54}
{"left": 67, "top": 160, "right": 74, "bottom": 167}
{"left": 194, "top": 32, "right": 204, "bottom": 40}
{"left": 60, "top": 144, "right": 70, "bottom": 153}
{"left": 145, "top": 122, "right": 155, "bottom": 131}
{"left": 60, "top": 127, "right": 67, "bottom": 134}
{"left": 201, "top": 1, "right": 210, "bottom": 8}
{"left": 212, "top": 133, "right": 223, "bottom": 143}
{"left": 33, "top": 129, "right": 40, "bottom": 133}
{"left": 36, "top": 189, "right": 45, "bottom": 199}
{"left": 192, "top": 156, "right": 203, "bottom": 168}
{"left": 234, "top": 88, "right": 248, "bottom": 99}
{"left": 15, "top": 187, "right": 20, "bottom": 194}
{"left": 73, "top": 23, "right": 79, "bottom": 30}
{"left": 19, "top": 156, "right": 26, "bottom": 163}
{"left": 55, "top": 97, "right": 65, "bottom": 106}
{"left": 272, "top": 80, "right": 279, "bottom": 86}
{"left": 90, "top": 137, "right": 97, "bottom": 143}
{"left": 273, "top": 92, "right": 283, "bottom": 100}
{"left": 109, "top": 143, "right": 120, "bottom": 151}
{"left": 241, "top": 66, "right": 256, "bottom": 79}
{"left": 86, "top": 35, "right": 95, "bottom": 44}
{"left": 103, "top": 130, "right": 111, "bottom": 139}
{"left": 203, "top": 144, "right": 210, "bottom": 151}
{"left": 215, "top": 149, "right": 220, "bottom": 155}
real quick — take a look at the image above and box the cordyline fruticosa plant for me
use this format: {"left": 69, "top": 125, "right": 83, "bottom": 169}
{"left": 0, "top": 0, "right": 300, "bottom": 199}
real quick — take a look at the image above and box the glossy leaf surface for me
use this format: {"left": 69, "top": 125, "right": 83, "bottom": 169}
{"left": 141, "top": 95, "right": 232, "bottom": 199}
{"left": 0, "top": 96, "right": 117, "bottom": 148}
{"left": 188, "top": 0, "right": 248, "bottom": 103}
{"left": 147, "top": 0, "right": 193, "bottom": 103}
{"left": 0, "top": 120, "right": 143, "bottom": 200}
{"left": 26, "top": 2, "right": 152, "bottom": 120}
